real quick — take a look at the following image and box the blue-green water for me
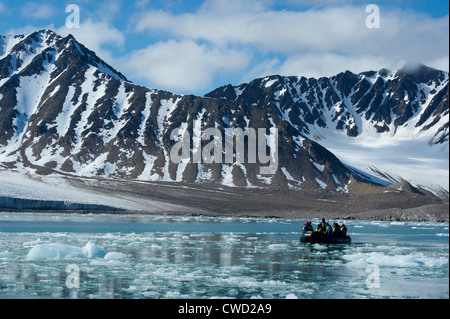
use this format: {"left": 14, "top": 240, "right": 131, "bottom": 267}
{"left": 0, "top": 212, "right": 448, "bottom": 299}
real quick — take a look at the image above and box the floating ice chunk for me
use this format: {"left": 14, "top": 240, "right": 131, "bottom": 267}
{"left": 27, "top": 243, "right": 84, "bottom": 259}
{"left": 23, "top": 239, "right": 50, "bottom": 247}
{"left": 26, "top": 242, "right": 106, "bottom": 259}
{"left": 344, "top": 252, "right": 449, "bottom": 268}
{"left": 0, "top": 251, "right": 13, "bottom": 258}
{"left": 104, "top": 252, "right": 127, "bottom": 261}
{"left": 286, "top": 293, "right": 298, "bottom": 299}
{"left": 267, "top": 243, "right": 290, "bottom": 250}
{"left": 82, "top": 242, "right": 106, "bottom": 258}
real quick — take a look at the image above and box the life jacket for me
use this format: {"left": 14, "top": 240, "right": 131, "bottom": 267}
{"left": 316, "top": 222, "right": 326, "bottom": 232}
{"left": 316, "top": 225, "right": 323, "bottom": 232}
{"left": 340, "top": 225, "right": 347, "bottom": 235}
{"left": 303, "top": 224, "right": 313, "bottom": 232}
{"left": 331, "top": 225, "right": 340, "bottom": 236}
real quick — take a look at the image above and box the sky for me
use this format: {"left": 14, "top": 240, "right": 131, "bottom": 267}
{"left": 0, "top": 0, "right": 449, "bottom": 95}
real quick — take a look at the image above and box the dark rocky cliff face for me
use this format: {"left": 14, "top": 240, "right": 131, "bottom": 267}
{"left": 206, "top": 65, "right": 448, "bottom": 144}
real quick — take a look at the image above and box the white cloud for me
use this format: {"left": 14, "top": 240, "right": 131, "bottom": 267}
{"left": 21, "top": 2, "right": 57, "bottom": 20}
{"left": 278, "top": 53, "right": 403, "bottom": 79}
{"left": 119, "top": 39, "right": 251, "bottom": 93}
{"left": 245, "top": 57, "right": 282, "bottom": 82}
{"left": 0, "top": 2, "right": 7, "bottom": 14}
{"left": 134, "top": 0, "right": 150, "bottom": 9}
{"left": 57, "top": 19, "right": 125, "bottom": 66}
{"left": 9, "top": 0, "right": 443, "bottom": 95}
{"left": 130, "top": 0, "right": 449, "bottom": 82}
{"left": 93, "top": 0, "right": 123, "bottom": 23}
{"left": 133, "top": 3, "right": 372, "bottom": 53}
{"left": 284, "top": 0, "right": 360, "bottom": 6}
{"left": 5, "top": 24, "right": 56, "bottom": 37}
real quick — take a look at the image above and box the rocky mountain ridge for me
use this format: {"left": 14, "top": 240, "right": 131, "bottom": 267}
{"left": 206, "top": 64, "right": 448, "bottom": 146}
{"left": 0, "top": 30, "right": 448, "bottom": 198}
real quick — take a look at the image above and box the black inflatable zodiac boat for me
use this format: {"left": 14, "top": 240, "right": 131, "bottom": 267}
{"left": 300, "top": 231, "right": 351, "bottom": 244}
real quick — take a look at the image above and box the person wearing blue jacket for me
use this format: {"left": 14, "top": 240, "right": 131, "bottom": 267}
{"left": 326, "top": 223, "right": 332, "bottom": 235}
{"left": 302, "top": 221, "right": 314, "bottom": 233}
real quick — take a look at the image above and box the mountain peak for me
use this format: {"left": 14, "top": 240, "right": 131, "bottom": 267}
{"left": 400, "top": 62, "right": 433, "bottom": 72}
{"left": 378, "top": 68, "right": 391, "bottom": 76}
{"left": 398, "top": 63, "right": 443, "bottom": 83}
{"left": 33, "top": 29, "right": 58, "bottom": 37}
{"left": 0, "top": 29, "right": 128, "bottom": 83}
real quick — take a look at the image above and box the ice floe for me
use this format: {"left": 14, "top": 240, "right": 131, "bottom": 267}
{"left": 26, "top": 242, "right": 106, "bottom": 259}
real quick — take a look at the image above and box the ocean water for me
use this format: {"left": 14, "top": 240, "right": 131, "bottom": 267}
{"left": 0, "top": 212, "right": 448, "bottom": 299}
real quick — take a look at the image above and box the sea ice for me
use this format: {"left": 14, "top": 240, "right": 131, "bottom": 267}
{"left": 104, "top": 252, "right": 127, "bottom": 261}
{"left": 26, "top": 242, "right": 106, "bottom": 259}
{"left": 267, "top": 243, "right": 290, "bottom": 250}
{"left": 0, "top": 251, "right": 13, "bottom": 258}
{"left": 343, "top": 251, "right": 449, "bottom": 268}
{"left": 23, "top": 239, "right": 50, "bottom": 247}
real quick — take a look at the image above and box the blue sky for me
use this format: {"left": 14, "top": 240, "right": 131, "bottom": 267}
{"left": 1, "top": 0, "right": 449, "bottom": 95}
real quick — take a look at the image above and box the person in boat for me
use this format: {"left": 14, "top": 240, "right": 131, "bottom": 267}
{"left": 315, "top": 223, "right": 322, "bottom": 232}
{"left": 339, "top": 222, "right": 347, "bottom": 237}
{"left": 315, "top": 218, "right": 327, "bottom": 233}
{"left": 331, "top": 223, "right": 341, "bottom": 237}
{"left": 302, "top": 221, "right": 314, "bottom": 233}
{"left": 326, "top": 223, "right": 332, "bottom": 236}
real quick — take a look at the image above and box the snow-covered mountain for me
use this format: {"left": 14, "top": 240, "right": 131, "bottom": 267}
{"left": 0, "top": 30, "right": 448, "bottom": 198}
{"left": 207, "top": 66, "right": 449, "bottom": 195}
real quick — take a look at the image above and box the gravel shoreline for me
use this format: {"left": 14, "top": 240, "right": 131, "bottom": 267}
{"left": 2, "top": 202, "right": 448, "bottom": 223}
{"left": 1, "top": 178, "right": 448, "bottom": 223}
